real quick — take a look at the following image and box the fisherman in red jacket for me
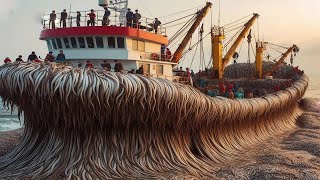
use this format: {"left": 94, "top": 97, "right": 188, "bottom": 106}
{"left": 4, "top": 57, "right": 11, "bottom": 64}
{"left": 85, "top": 61, "right": 94, "bottom": 68}
{"left": 87, "top": 9, "right": 96, "bottom": 26}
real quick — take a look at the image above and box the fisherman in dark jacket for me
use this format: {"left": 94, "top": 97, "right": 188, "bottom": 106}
{"left": 133, "top": 9, "right": 141, "bottom": 28}
{"left": 60, "top": 9, "right": 68, "bottom": 28}
{"left": 55, "top": 50, "right": 65, "bottom": 62}
{"left": 49, "top": 10, "right": 56, "bottom": 29}
{"left": 126, "top": 8, "right": 133, "bottom": 27}
{"left": 114, "top": 60, "right": 123, "bottom": 72}
{"left": 27, "top": 51, "right": 38, "bottom": 62}
{"left": 16, "top": 55, "right": 23, "bottom": 62}
{"left": 102, "top": 7, "right": 111, "bottom": 26}
{"left": 76, "top": 11, "right": 81, "bottom": 27}
{"left": 153, "top": 18, "right": 161, "bottom": 34}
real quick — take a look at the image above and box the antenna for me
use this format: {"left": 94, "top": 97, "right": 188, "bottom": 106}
{"left": 108, "top": 0, "right": 129, "bottom": 26}
{"left": 218, "top": 0, "right": 221, "bottom": 26}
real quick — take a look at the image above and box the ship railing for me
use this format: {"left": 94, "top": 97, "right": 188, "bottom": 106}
{"left": 142, "top": 52, "right": 172, "bottom": 62}
{"left": 211, "top": 25, "right": 224, "bottom": 36}
{"left": 42, "top": 9, "right": 167, "bottom": 36}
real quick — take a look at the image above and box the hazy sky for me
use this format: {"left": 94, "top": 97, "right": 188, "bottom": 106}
{"left": 0, "top": 0, "right": 319, "bottom": 75}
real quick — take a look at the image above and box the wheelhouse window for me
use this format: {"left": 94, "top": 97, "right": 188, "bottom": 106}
{"left": 63, "top": 38, "right": 70, "bottom": 48}
{"left": 78, "top": 37, "right": 86, "bottom": 48}
{"left": 95, "top": 37, "right": 104, "bottom": 48}
{"left": 56, "top": 38, "right": 63, "bottom": 49}
{"left": 86, "top": 37, "right": 95, "bottom": 48}
{"left": 51, "top": 39, "right": 57, "bottom": 49}
{"left": 70, "top": 37, "right": 78, "bottom": 48}
{"left": 132, "top": 39, "right": 138, "bottom": 51}
{"left": 157, "top": 65, "right": 164, "bottom": 75}
{"left": 46, "top": 40, "right": 52, "bottom": 50}
{"left": 117, "top": 37, "right": 125, "bottom": 48}
{"left": 138, "top": 41, "right": 145, "bottom": 52}
{"left": 108, "top": 37, "right": 116, "bottom": 48}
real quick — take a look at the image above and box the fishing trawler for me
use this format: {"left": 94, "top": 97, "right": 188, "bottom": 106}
{"left": 0, "top": 0, "right": 309, "bottom": 179}
{"left": 40, "top": 0, "right": 299, "bottom": 85}
{"left": 41, "top": 0, "right": 179, "bottom": 80}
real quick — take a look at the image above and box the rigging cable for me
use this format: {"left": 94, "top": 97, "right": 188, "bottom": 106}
{"left": 157, "top": 5, "right": 204, "bottom": 18}
{"left": 162, "top": 13, "right": 196, "bottom": 26}
{"left": 222, "top": 14, "right": 252, "bottom": 27}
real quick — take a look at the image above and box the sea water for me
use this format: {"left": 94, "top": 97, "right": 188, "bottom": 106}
{"left": 0, "top": 75, "right": 319, "bottom": 132}
{"left": 0, "top": 103, "right": 23, "bottom": 132}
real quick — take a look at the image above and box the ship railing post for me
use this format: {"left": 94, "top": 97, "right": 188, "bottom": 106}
{"left": 85, "top": 11, "right": 87, "bottom": 26}
{"left": 97, "top": 10, "right": 99, "bottom": 26}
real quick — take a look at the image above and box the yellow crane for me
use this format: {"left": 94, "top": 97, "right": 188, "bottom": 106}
{"left": 212, "top": 13, "right": 259, "bottom": 79}
{"left": 263, "top": 44, "right": 298, "bottom": 77}
{"left": 255, "top": 41, "right": 267, "bottom": 79}
{"left": 171, "top": 2, "right": 212, "bottom": 63}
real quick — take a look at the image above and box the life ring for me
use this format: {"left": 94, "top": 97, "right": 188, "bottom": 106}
{"left": 151, "top": 53, "right": 159, "bottom": 60}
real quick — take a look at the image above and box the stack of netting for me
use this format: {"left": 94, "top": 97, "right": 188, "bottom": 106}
{"left": 224, "top": 61, "right": 292, "bottom": 79}
{"left": 0, "top": 62, "right": 308, "bottom": 179}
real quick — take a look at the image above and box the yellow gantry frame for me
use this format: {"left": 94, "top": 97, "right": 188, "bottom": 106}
{"left": 256, "top": 41, "right": 266, "bottom": 79}
{"left": 212, "top": 13, "right": 259, "bottom": 79}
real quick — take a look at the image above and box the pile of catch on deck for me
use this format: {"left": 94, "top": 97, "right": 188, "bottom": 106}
{"left": 0, "top": 62, "right": 308, "bottom": 179}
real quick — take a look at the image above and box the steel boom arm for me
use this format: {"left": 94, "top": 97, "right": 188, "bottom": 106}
{"left": 264, "top": 45, "right": 297, "bottom": 76}
{"left": 171, "top": 2, "right": 212, "bottom": 63}
{"left": 222, "top": 13, "right": 259, "bottom": 69}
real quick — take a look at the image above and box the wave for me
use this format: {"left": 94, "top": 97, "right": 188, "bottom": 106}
{"left": 0, "top": 62, "right": 308, "bottom": 179}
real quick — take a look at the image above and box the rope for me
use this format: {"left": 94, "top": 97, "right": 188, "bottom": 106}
{"left": 268, "top": 45, "right": 285, "bottom": 54}
{"left": 168, "top": 14, "right": 197, "bottom": 45}
{"left": 165, "top": 21, "right": 191, "bottom": 29}
{"left": 189, "top": 40, "right": 199, "bottom": 68}
{"left": 157, "top": 5, "right": 204, "bottom": 18}
{"left": 224, "top": 25, "right": 245, "bottom": 35}
{"left": 181, "top": 32, "right": 211, "bottom": 58}
{"left": 223, "top": 26, "right": 244, "bottom": 48}
{"left": 267, "top": 43, "right": 290, "bottom": 49}
{"left": 222, "top": 14, "right": 252, "bottom": 27}
{"left": 224, "top": 20, "right": 248, "bottom": 30}
{"left": 162, "top": 13, "right": 196, "bottom": 26}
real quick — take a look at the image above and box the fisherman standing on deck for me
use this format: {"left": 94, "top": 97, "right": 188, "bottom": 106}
{"left": 133, "top": 10, "right": 141, "bottom": 28}
{"left": 60, "top": 9, "right": 68, "bottom": 28}
{"left": 27, "top": 51, "right": 38, "bottom": 62}
{"left": 153, "top": 18, "right": 161, "bottom": 34}
{"left": 15, "top": 55, "right": 23, "bottom": 62}
{"left": 102, "top": 7, "right": 110, "bottom": 26}
{"left": 126, "top": 8, "right": 133, "bottom": 27}
{"left": 87, "top": 9, "right": 96, "bottom": 26}
{"left": 49, "top": 10, "right": 56, "bottom": 29}
{"left": 55, "top": 50, "right": 65, "bottom": 62}
{"left": 76, "top": 11, "right": 81, "bottom": 27}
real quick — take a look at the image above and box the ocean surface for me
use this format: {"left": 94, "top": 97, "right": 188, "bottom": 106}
{"left": 0, "top": 74, "right": 319, "bottom": 132}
